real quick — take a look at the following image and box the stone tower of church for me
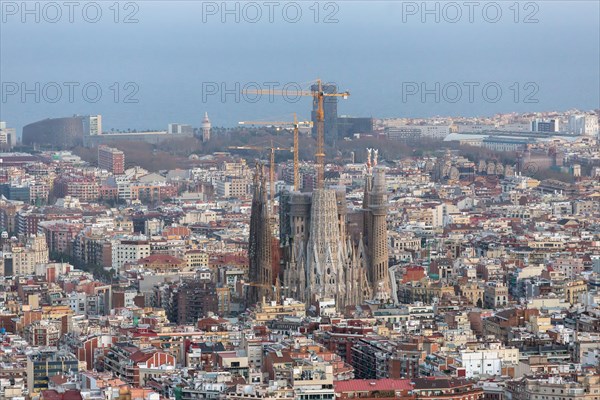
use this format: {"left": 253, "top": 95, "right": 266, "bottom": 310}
{"left": 279, "top": 148, "right": 391, "bottom": 311}
{"left": 306, "top": 189, "right": 345, "bottom": 305}
{"left": 364, "top": 166, "right": 391, "bottom": 301}
{"left": 201, "top": 112, "right": 211, "bottom": 142}
{"left": 282, "top": 187, "right": 369, "bottom": 310}
{"left": 248, "top": 165, "right": 273, "bottom": 304}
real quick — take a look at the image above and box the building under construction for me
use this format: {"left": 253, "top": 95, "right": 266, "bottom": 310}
{"left": 157, "top": 274, "right": 218, "bottom": 324}
{"left": 277, "top": 149, "right": 392, "bottom": 310}
{"left": 245, "top": 82, "right": 392, "bottom": 310}
{"left": 247, "top": 165, "right": 280, "bottom": 305}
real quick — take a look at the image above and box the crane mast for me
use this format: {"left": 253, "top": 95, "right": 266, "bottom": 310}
{"left": 241, "top": 79, "right": 349, "bottom": 191}
{"left": 292, "top": 113, "right": 300, "bottom": 191}
{"left": 314, "top": 80, "right": 325, "bottom": 189}
{"left": 228, "top": 143, "right": 291, "bottom": 216}
{"left": 269, "top": 145, "right": 275, "bottom": 213}
{"left": 239, "top": 113, "right": 311, "bottom": 191}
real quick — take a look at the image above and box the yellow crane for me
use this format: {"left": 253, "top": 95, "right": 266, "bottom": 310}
{"left": 242, "top": 79, "right": 350, "bottom": 189}
{"left": 239, "top": 113, "right": 312, "bottom": 191}
{"left": 228, "top": 142, "right": 292, "bottom": 215}
{"left": 242, "top": 279, "right": 286, "bottom": 303}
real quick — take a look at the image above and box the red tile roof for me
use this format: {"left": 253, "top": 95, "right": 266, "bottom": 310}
{"left": 334, "top": 379, "right": 413, "bottom": 393}
{"left": 139, "top": 254, "right": 183, "bottom": 265}
{"left": 130, "top": 350, "right": 155, "bottom": 363}
{"left": 198, "top": 316, "right": 228, "bottom": 326}
{"left": 163, "top": 226, "right": 191, "bottom": 236}
{"left": 41, "top": 390, "right": 83, "bottom": 400}
{"left": 41, "top": 391, "right": 63, "bottom": 400}
{"left": 63, "top": 391, "right": 84, "bottom": 400}
{"left": 49, "top": 374, "right": 69, "bottom": 385}
{"left": 412, "top": 377, "right": 471, "bottom": 389}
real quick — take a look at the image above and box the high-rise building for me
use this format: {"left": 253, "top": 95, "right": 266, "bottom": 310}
{"left": 202, "top": 112, "right": 211, "bottom": 142}
{"left": 0, "top": 121, "right": 16, "bottom": 149}
{"left": 568, "top": 114, "right": 599, "bottom": 136}
{"left": 83, "top": 115, "right": 102, "bottom": 136}
{"left": 531, "top": 118, "right": 559, "bottom": 132}
{"left": 98, "top": 145, "right": 125, "bottom": 174}
{"left": 337, "top": 116, "right": 374, "bottom": 138}
{"left": 311, "top": 83, "right": 338, "bottom": 145}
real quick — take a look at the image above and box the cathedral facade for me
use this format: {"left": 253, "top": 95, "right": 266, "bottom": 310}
{"left": 278, "top": 150, "right": 392, "bottom": 310}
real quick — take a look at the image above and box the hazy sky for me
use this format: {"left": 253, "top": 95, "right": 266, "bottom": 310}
{"left": 1, "top": 1, "right": 599, "bottom": 134}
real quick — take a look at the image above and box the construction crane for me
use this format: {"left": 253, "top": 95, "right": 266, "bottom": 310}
{"left": 228, "top": 142, "right": 292, "bottom": 215}
{"left": 242, "top": 280, "right": 283, "bottom": 303}
{"left": 242, "top": 79, "right": 350, "bottom": 189}
{"left": 239, "top": 113, "right": 312, "bottom": 191}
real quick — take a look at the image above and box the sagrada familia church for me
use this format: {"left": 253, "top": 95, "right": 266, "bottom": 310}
{"left": 248, "top": 149, "right": 391, "bottom": 310}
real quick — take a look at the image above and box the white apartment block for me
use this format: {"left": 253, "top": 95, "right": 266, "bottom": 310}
{"left": 460, "top": 343, "right": 519, "bottom": 378}
{"left": 216, "top": 178, "right": 249, "bottom": 198}
{"left": 568, "top": 114, "right": 599, "bottom": 136}
{"left": 10, "top": 234, "right": 49, "bottom": 276}
{"left": 414, "top": 125, "right": 452, "bottom": 139}
{"left": 111, "top": 238, "right": 151, "bottom": 270}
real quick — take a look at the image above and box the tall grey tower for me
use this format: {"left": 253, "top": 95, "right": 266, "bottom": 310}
{"left": 248, "top": 165, "right": 273, "bottom": 304}
{"left": 364, "top": 150, "right": 391, "bottom": 301}
{"left": 306, "top": 188, "right": 345, "bottom": 305}
{"left": 202, "top": 112, "right": 211, "bottom": 142}
{"left": 282, "top": 185, "right": 372, "bottom": 310}
{"left": 311, "top": 83, "right": 338, "bottom": 145}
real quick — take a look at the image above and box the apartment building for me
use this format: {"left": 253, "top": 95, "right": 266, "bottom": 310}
{"left": 111, "top": 238, "right": 151, "bottom": 270}
{"left": 98, "top": 145, "right": 125, "bottom": 174}
{"left": 26, "top": 349, "right": 78, "bottom": 394}
{"left": 10, "top": 234, "right": 49, "bottom": 275}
